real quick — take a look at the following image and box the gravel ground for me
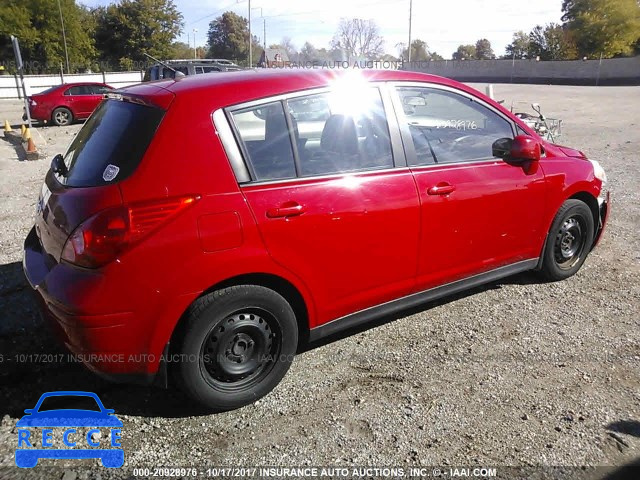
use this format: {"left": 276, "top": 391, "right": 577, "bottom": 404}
{"left": 0, "top": 84, "right": 638, "bottom": 480}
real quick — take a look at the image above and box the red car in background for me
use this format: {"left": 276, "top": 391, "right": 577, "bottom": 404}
{"left": 25, "top": 82, "right": 113, "bottom": 126}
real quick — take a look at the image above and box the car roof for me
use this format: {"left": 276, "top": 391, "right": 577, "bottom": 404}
{"left": 58, "top": 82, "right": 109, "bottom": 88}
{"left": 121, "top": 68, "right": 470, "bottom": 111}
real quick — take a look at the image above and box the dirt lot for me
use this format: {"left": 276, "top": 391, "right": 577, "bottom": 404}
{"left": 0, "top": 84, "right": 638, "bottom": 480}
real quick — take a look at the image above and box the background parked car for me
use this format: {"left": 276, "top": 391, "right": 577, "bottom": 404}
{"left": 25, "top": 82, "right": 113, "bottom": 126}
{"left": 144, "top": 58, "right": 244, "bottom": 81}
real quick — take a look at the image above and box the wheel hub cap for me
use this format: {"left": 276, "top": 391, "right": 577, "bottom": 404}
{"left": 554, "top": 216, "right": 584, "bottom": 266}
{"left": 202, "top": 312, "right": 275, "bottom": 384}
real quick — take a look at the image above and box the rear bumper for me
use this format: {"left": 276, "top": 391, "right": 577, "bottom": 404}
{"left": 592, "top": 190, "right": 610, "bottom": 249}
{"left": 23, "top": 105, "right": 49, "bottom": 122}
{"left": 22, "top": 227, "right": 162, "bottom": 386}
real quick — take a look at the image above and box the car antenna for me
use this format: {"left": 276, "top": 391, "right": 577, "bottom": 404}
{"left": 143, "top": 53, "right": 186, "bottom": 78}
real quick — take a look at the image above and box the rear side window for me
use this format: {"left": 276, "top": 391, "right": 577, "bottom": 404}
{"left": 161, "top": 66, "right": 187, "bottom": 79}
{"left": 146, "top": 66, "right": 159, "bottom": 81}
{"left": 59, "top": 99, "right": 164, "bottom": 187}
{"left": 230, "top": 101, "right": 297, "bottom": 181}
{"left": 65, "top": 86, "right": 90, "bottom": 96}
{"left": 195, "top": 66, "right": 221, "bottom": 74}
{"left": 229, "top": 88, "right": 394, "bottom": 182}
{"left": 288, "top": 89, "right": 393, "bottom": 176}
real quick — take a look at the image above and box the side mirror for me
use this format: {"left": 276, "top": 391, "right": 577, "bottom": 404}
{"left": 492, "top": 137, "right": 512, "bottom": 158}
{"left": 51, "top": 154, "right": 68, "bottom": 176}
{"left": 492, "top": 135, "right": 541, "bottom": 163}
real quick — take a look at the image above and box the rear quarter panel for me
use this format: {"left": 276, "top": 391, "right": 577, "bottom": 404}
{"left": 114, "top": 95, "right": 317, "bottom": 369}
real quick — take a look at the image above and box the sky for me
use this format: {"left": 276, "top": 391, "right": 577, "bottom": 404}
{"left": 81, "top": 0, "right": 564, "bottom": 58}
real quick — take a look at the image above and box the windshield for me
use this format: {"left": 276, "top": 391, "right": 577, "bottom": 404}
{"left": 59, "top": 99, "right": 164, "bottom": 187}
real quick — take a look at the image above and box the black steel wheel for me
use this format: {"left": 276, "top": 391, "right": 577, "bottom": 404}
{"left": 200, "top": 309, "right": 279, "bottom": 391}
{"left": 174, "top": 285, "right": 298, "bottom": 411}
{"left": 540, "top": 199, "right": 594, "bottom": 281}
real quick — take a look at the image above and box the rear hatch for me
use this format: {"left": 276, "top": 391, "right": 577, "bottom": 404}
{"left": 34, "top": 96, "right": 167, "bottom": 264}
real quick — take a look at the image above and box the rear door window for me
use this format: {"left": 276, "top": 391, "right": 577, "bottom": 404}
{"left": 65, "top": 86, "right": 90, "bottom": 96}
{"left": 58, "top": 99, "right": 164, "bottom": 187}
{"left": 230, "top": 101, "right": 297, "bottom": 181}
{"left": 161, "top": 66, "right": 187, "bottom": 79}
{"left": 195, "top": 66, "right": 221, "bottom": 74}
{"left": 288, "top": 89, "right": 393, "bottom": 176}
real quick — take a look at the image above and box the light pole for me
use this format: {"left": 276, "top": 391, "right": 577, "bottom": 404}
{"left": 407, "top": 0, "right": 413, "bottom": 63}
{"left": 248, "top": 0, "right": 252, "bottom": 66}
{"left": 251, "top": 7, "right": 264, "bottom": 56}
{"left": 193, "top": 28, "right": 198, "bottom": 59}
{"left": 56, "top": 0, "right": 70, "bottom": 73}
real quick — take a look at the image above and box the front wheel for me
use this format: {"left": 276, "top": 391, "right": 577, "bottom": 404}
{"left": 539, "top": 199, "right": 594, "bottom": 281}
{"left": 174, "top": 285, "right": 298, "bottom": 411}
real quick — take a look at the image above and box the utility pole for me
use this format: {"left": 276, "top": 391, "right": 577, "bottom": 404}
{"left": 57, "top": 0, "right": 70, "bottom": 73}
{"left": 251, "top": 6, "right": 264, "bottom": 60}
{"left": 193, "top": 29, "right": 198, "bottom": 59}
{"left": 248, "top": 0, "right": 252, "bottom": 67}
{"left": 407, "top": 0, "right": 413, "bottom": 63}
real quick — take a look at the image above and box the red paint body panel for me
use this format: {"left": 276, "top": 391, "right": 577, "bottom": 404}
{"left": 27, "top": 82, "right": 113, "bottom": 123}
{"left": 411, "top": 160, "right": 547, "bottom": 290}
{"left": 23, "top": 69, "right": 608, "bottom": 381}
{"left": 241, "top": 170, "right": 421, "bottom": 326}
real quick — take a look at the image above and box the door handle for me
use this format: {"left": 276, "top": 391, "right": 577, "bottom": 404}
{"left": 427, "top": 183, "right": 456, "bottom": 195}
{"left": 266, "top": 202, "right": 305, "bottom": 218}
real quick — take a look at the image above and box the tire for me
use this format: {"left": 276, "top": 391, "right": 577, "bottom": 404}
{"left": 52, "top": 107, "right": 73, "bottom": 126}
{"left": 539, "top": 199, "right": 595, "bottom": 281}
{"left": 174, "top": 285, "right": 298, "bottom": 411}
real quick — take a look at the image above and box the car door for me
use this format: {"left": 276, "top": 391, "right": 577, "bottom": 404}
{"left": 64, "top": 85, "right": 94, "bottom": 117}
{"left": 392, "top": 84, "right": 547, "bottom": 291}
{"left": 86, "top": 85, "right": 111, "bottom": 112}
{"left": 228, "top": 86, "right": 421, "bottom": 326}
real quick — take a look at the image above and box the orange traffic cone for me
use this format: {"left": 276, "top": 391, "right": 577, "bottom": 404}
{"left": 26, "top": 137, "right": 37, "bottom": 153}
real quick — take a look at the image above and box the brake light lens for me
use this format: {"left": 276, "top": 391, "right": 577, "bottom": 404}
{"left": 61, "top": 195, "right": 199, "bottom": 268}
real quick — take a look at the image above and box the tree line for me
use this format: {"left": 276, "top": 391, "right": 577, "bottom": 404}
{"left": 0, "top": 0, "right": 638, "bottom": 74}
{"left": 504, "top": 0, "right": 640, "bottom": 60}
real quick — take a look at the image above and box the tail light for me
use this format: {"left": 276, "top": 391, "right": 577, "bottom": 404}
{"left": 61, "top": 195, "right": 200, "bottom": 268}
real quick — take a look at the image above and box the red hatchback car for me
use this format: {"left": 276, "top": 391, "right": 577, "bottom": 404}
{"left": 26, "top": 82, "right": 113, "bottom": 126}
{"left": 23, "top": 70, "right": 609, "bottom": 410}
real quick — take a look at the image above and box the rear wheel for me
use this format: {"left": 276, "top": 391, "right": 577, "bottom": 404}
{"left": 540, "top": 199, "right": 594, "bottom": 281}
{"left": 52, "top": 107, "right": 73, "bottom": 126}
{"left": 174, "top": 285, "right": 298, "bottom": 411}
